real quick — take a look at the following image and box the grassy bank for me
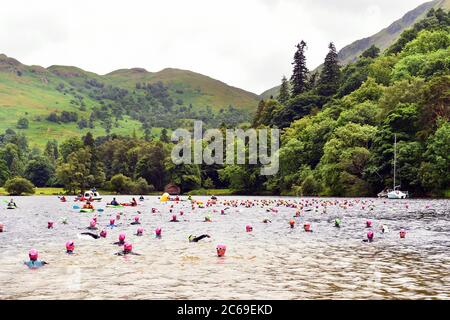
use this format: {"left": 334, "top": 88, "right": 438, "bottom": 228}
{"left": 187, "top": 189, "right": 235, "bottom": 196}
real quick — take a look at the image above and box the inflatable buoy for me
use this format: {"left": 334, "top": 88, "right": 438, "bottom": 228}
{"left": 160, "top": 192, "right": 170, "bottom": 203}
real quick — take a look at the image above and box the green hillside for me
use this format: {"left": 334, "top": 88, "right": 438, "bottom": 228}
{"left": 261, "top": 0, "right": 450, "bottom": 99}
{"left": 0, "top": 55, "right": 259, "bottom": 148}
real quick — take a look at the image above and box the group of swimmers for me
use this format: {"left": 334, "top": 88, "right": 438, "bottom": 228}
{"left": 0, "top": 195, "right": 414, "bottom": 269}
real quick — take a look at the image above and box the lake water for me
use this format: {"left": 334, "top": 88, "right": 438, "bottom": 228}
{"left": 0, "top": 196, "right": 449, "bottom": 299}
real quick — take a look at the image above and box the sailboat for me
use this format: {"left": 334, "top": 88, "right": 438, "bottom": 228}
{"left": 386, "top": 134, "right": 408, "bottom": 199}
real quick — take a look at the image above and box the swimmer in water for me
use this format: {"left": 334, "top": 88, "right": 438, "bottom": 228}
{"left": 0, "top": 223, "right": 4, "bottom": 232}
{"left": 262, "top": 218, "right": 272, "bottom": 223}
{"left": 24, "top": 249, "right": 48, "bottom": 269}
{"left": 66, "top": 241, "right": 75, "bottom": 254}
{"left": 110, "top": 198, "right": 119, "bottom": 206}
{"left": 87, "top": 219, "right": 97, "bottom": 230}
{"left": 130, "top": 216, "right": 141, "bottom": 225}
{"left": 334, "top": 218, "right": 341, "bottom": 228}
{"left": 170, "top": 215, "right": 179, "bottom": 222}
{"left": 115, "top": 243, "right": 141, "bottom": 256}
{"left": 139, "top": 195, "right": 144, "bottom": 201}
{"left": 113, "top": 233, "right": 126, "bottom": 245}
{"left": 136, "top": 227, "right": 144, "bottom": 236}
{"left": 108, "top": 218, "right": 117, "bottom": 228}
{"left": 304, "top": 223, "right": 313, "bottom": 232}
{"left": 188, "top": 234, "right": 211, "bottom": 242}
{"left": 80, "top": 232, "right": 101, "bottom": 239}
{"left": 363, "top": 231, "right": 374, "bottom": 243}
{"left": 155, "top": 227, "right": 162, "bottom": 238}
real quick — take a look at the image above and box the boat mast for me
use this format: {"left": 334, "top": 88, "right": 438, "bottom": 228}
{"left": 393, "top": 134, "right": 397, "bottom": 190}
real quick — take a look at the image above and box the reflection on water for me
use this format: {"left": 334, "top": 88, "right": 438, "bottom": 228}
{"left": 0, "top": 196, "right": 449, "bottom": 299}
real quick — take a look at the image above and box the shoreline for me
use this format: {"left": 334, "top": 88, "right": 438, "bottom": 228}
{"left": 0, "top": 187, "right": 448, "bottom": 199}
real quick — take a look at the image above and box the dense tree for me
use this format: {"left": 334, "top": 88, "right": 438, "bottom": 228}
{"left": 24, "top": 157, "right": 55, "bottom": 187}
{"left": 4, "top": 177, "right": 35, "bottom": 195}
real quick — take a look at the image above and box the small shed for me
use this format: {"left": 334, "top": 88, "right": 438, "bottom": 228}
{"left": 164, "top": 183, "right": 181, "bottom": 195}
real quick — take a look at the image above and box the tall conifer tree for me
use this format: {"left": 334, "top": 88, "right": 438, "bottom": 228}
{"left": 318, "top": 42, "right": 341, "bottom": 97}
{"left": 277, "top": 76, "right": 290, "bottom": 104}
{"left": 290, "top": 40, "right": 309, "bottom": 96}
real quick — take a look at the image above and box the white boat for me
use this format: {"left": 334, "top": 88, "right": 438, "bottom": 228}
{"left": 384, "top": 134, "right": 408, "bottom": 199}
{"left": 83, "top": 190, "right": 102, "bottom": 201}
{"left": 387, "top": 189, "right": 408, "bottom": 199}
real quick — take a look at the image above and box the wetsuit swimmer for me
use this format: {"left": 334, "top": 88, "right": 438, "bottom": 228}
{"left": 211, "top": 195, "right": 217, "bottom": 200}
{"left": 66, "top": 241, "right": 75, "bottom": 254}
{"left": 110, "top": 198, "right": 119, "bottom": 206}
{"left": 188, "top": 234, "right": 211, "bottom": 242}
{"left": 24, "top": 249, "right": 48, "bottom": 269}
{"left": 115, "top": 243, "right": 141, "bottom": 256}
{"left": 80, "top": 232, "right": 101, "bottom": 239}
{"left": 363, "top": 231, "right": 374, "bottom": 243}
{"left": 113, "top": 233, "right": 126, "bottom": 245}
{"left": 87, "top": 219, "right": 98, "bottom": 230}
{"left": 334, "top": 218, "right": 341, "bottom": 228}
{"left": 139, "top": 195, "right": 144, "bottom": 201}
{"left": 130, "top": 216, "right": 141, "bottom": 225}
{"left": 262, "top": 218, "right": 272, "bottom": 223}
{"left": 130, "top": 198, "right": 137, "bottom": 206}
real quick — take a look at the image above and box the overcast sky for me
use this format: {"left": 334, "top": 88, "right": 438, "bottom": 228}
{"left": 0, "top": 0, "right": 428, "bottom": 94}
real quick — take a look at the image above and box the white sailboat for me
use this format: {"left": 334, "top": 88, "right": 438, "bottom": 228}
{"left": 387, "top": 134, "right": 408, "bottom": 199}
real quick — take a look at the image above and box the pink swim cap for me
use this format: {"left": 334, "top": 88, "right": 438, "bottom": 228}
{"left": 304, "top": 223, "right": 311, "bottom": 231}
{"left": 93, "top": 217, "right": 97, "bottom": 222}
{"left": 66, "top": 240, "right": 75, "bottom": 251}
{"left": 137, "top": 227, "right": 144, "bottom": 235}
{"left": 246, "top": 224, "right": 253, "bottom": 232}
{"left": 172, "top": 214, "right": 177, "bottom": 220}
{"left": 29, "top": 249, "right": 38, "bottom": 261}
{"left": 0, "top": 223, "right": 3, "bottom": 232}
{"left": 119, "top": 233, "right": 126, "bottom": 241}
{"left": 89, "top": 219, "right": 96, "bottom": 227}
{"left": 155, "top": 227, "right": 162, "bottom": 236}
{"left": 100, "top": 229, "right": 107, "bottom": 238}
{"left": 180, "top": 210, "right": 184, "bottom": 216}
{"left": 366, "top": 220, "right": 372, "bottom": 227}
{"left": 216, "top": 244, "right": 226, "bottom": 257}
{"left": 48, "top": 221, "right": 54, "bottom": 228}
{"left": 367, "top": 231, "right": 374, "bottom": 240}
{"left": 109, "top": 218, "right": 115, "bottom": 225}
{"left": 134, "top": 216, "right": 140, "bottom": 222}
{"left": 124, "top": 242, "right": 132, "bottom": 253}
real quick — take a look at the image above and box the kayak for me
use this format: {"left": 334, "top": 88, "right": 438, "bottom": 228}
{"left": 80, "top": 208, "right": 95, "bottom": 213}
{"left": 106, "top": 205, "right": 123, "bottom": 208}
